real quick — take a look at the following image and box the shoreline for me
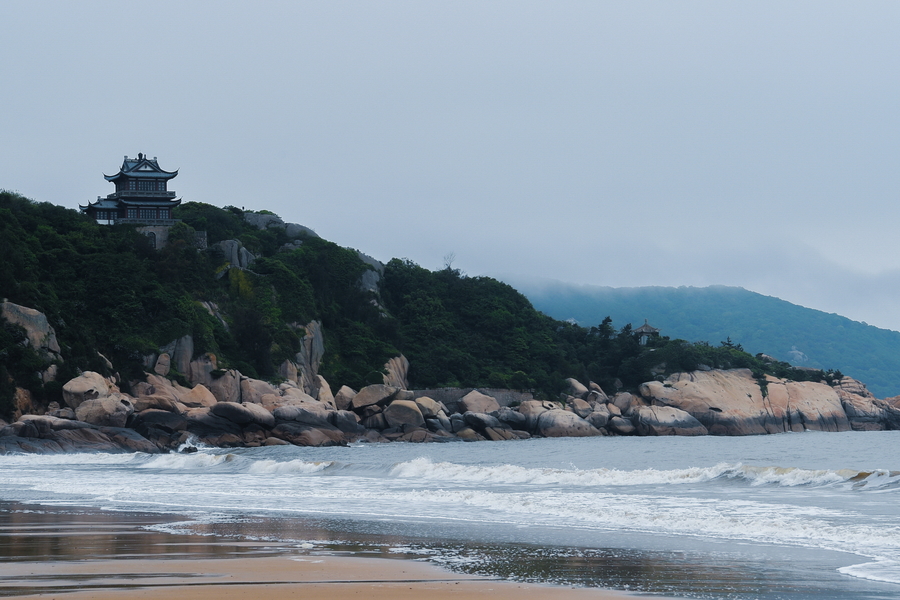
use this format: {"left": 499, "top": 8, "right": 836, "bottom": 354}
{"left": 0, "top": 501, "right": 643, "bottom": 600}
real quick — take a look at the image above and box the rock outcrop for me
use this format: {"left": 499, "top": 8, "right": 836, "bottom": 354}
{"left": 1, "top": 301, "right": 61, "bottom": 358}
{"left": 640, "top": 369, "right": 851, "bottom": 435}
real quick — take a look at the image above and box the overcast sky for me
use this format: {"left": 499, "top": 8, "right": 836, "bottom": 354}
{"left": 2, "top": 1, "right": 899, "bottom": 330}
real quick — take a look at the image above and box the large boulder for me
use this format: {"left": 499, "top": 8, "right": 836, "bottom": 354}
{"left": 330, "top": 410, "right": 365, "bottom": 433}
{"left": 640, "top": 369, "right": 851, "bottom": 435}
{"left": 62, "top": 372, "right": 109, "bottom": 409}
{"left": 350, "top": 384, "right": 399, "bottom": 410}
{"left": 535, "top": 410, "right": 602, "bottom": 437}
{"left": 517, "top": 400, "right": 559, "bottom": 431}
{"left": 459, "top": 390, "right": 500, "bottom": 414}
{"left": 273, "top": 404, "right": 331, "bottom": 427}
{"left": 496, "top": 406, "right": 528, "bottom": 430}
{"left": 334, "top": 386, "right": 357, "bottom": 411}
{"left": 1, "top": 301, "right": 61, "bottom": 357}
{"left": 634, "top": 406, "right": 708, "bottom": 436}
{"left": 565, "top": 378, "right": 589, "bottom": 399}
{"left": 414, "top": 396, "right": 443, "bottom": 419}
{"left": 382, "top": 400, "right": 425, "bottom": 430}
{"left": 184, "top": 407, "right": 243, "bottom": 437}
{"left": 607, "top": 415, "right": 637, "bottom": 435}
{"left": 131, "top": 409, "right": 188, "bottom": 434}
{"left": 179, "top": 384, "right": 218, "bottom": 408}
{"left": 316, "top": 376, "right": 336, "bottom": 409}
{"left": 586, "top": 404, "right": 611, "bottom": 429}
{"left": 383, "top": 355, "right": 410, "bottom": 389}
{"left": 211, "top": 402, "right": 275, "bottom": 428}
{"left": 74, "top": 395, "right": 134, "bottom": 428}
{"left": 240, "top": 378, "right": 277, "bottom": 405}
{"left": 208, "top": 369, "right": 242, "bottom": 404}
{"left": 463, "top": 411, "right": 504, "bottom": 432}
{"left": 270, "top": 423, "right": 344, "bottom": 447}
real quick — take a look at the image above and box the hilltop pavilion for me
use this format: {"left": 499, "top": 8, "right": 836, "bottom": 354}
{"left": 634, "top": 319, "right": 661, "bottom": 345}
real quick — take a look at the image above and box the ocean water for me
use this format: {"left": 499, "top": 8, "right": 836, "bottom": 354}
{"left": 1, "top": 432, "right": 899, "bottom": 599}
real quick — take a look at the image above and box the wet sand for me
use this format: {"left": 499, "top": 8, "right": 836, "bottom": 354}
{"left": 0, "top": 503, "right": 637, "bottom": 599}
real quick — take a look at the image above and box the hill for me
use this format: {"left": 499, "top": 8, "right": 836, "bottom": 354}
{"left": 0, "top": 191, "right": 838, "bottom": 418}
{"left": 509, "top": 280, "right": 900, "bottom": 398}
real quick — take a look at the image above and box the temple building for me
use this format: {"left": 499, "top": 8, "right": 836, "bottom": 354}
{"left": 80, "top": 153, "right": 180, "bottom": 225}
{"left": 634, "top": 319, "right": 660, "bottom": 345}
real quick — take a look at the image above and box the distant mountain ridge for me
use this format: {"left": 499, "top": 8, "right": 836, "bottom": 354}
{"left": 510, "top": 280, "right": 900, "bottom": 398}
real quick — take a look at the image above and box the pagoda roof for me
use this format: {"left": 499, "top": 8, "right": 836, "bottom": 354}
{"left": 634, "top": 319, "right": 660, "bottom": 334}
{"left": 79, "top": 196, "right": 120, "bottom": 210}
{"left": 104, "top": 153, "right": 178, "bottom": 182}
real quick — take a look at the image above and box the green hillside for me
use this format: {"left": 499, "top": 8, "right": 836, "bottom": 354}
{"left": 0, "top": 191, "right": 833, "bottom": 418}
{"left": 514, "top": 282, "right": 900, "bottom": 398}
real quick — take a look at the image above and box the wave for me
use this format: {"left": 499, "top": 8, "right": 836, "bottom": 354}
{"left": 388, "top": 457, "right": 900, "bottom": 490}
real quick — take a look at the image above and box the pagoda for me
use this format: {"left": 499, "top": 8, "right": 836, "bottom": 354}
{"left": 80, "top": 154, "right": 180, "bottom": 224}
{"left": 634, "top": 319, "right": 660, "bottom": 345}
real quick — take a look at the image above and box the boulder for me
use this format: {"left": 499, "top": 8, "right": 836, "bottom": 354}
{"left": 131, "top": 395, "right": 182, "bottom": 413}
{"left": 0, "top": 301, "right": 61, "bottom": 356}
{"left": 211, "top": 402, "right": 275, "bottom": 428}
{"left": 459, "top": 390, "right": 501, "bottom": 414}
{"left": 455, "top": 427, "right": 486, "bottom": 442}
{"left": 132, "top": 409, "right": 188, "bottom": 433}
{"left": 496, "top": 406, "right": 528, "bottom": 430}
{"left": 382, "top": 400, "right": 425, "bottom": 429}
{"left": 383, "top": 355, "right": 410, "bottom": 389}
{"left": 517, "top": 400, "right": 559, "bottom": 431}
{"left": 270, "top": 423, "right": 344, "bottom": 447}
{"left": 74, "top": 395, "right": 134, "bottom": 428}
{"left": 350, "top": 384, "right": 399, "bottom": 410}
{"left": 273, "top": 405, "right": 331, "bottom": 428}
{"left": 607, "top": 416, "right": 637, "bottom": 435}
{"left": 208, "top": 369, "right": 242, "bottom": 404}
{"left": 640, "top": 369, "right": 851, "bottom": 435}
{"left": 463, "top": 411, "right": 504, "bottom": 432}
{"left": 184, "top": 407, "right": 243, "bottom": 437}
{"left": 240, "top": 378, "right": 277, "bottom": 405}
{"left": 334, "top": 386, "right": 357, "bottom": 411}
{"left": 414, "top": 396, "right": 443, "bottom": 418}
{"left": 62, "top": 372, "right": 109, "bottom": 409}
{"left": 361, "top": 413, "right": 388, "bottom": 430}
{"left": 180, "top": 384, "right": 218, "bottom": 408}
{"left": 586, "top": 404, "right": 611, "bottom": 429}
{"left": 395, "top": 429, "right": 435, "bottom": 443}
{"left": 611, "top": 392, "right": 641, "bottom": 415}
{"left": 330, "top": 410, "right": 365, "bottom": 433}
{"left": 536, "top": 410, "right": 602, "bottom": 438}
{"left": 483, "top": 427, "right": 517, "bottom": 441}
{"left": 565, "top": 378, "right": 589, "bottom": 399}
{"left": 153, "top": 353, "right": 171, "bottom": 377}
{"left": 316, "top": 375, "right": 336, "bottom": 409}
{"left": 569, "top": 397, "right": 593, "bottom": 418}
{"left": 188, "top": 352, "right": 218, "bottom": 387}
{"left": 634, "top": 406, "right": 708, "bottom": 436}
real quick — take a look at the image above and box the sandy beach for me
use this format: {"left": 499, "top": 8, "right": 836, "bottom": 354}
{"left": 0, "top": 502, "right": 637, "bottom": 600}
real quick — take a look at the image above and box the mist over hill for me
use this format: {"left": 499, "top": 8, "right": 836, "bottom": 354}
{"left": 507, "top": 279, "right": 900, "bottom": 398}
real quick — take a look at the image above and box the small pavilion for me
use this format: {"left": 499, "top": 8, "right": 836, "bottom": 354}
{"left": 634, "top": 319, "right": 660, "bottom": 345}
{"left": 80, "top": 154, "right": 181, "bottom": 225}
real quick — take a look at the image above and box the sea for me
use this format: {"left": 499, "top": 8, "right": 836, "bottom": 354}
{"left": 1, "top": 432, "right": 899, "bottom": 599}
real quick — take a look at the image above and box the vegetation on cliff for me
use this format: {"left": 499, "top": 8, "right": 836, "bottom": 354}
{"left": 0, "top": 191, "right": 833, "bottom": 419}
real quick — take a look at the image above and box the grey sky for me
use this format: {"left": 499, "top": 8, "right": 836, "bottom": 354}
{"left": 2, "top": 1, "right": 899, "bottom": 329}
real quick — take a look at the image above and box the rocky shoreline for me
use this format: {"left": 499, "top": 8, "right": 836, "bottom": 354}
{"left": 3, "top": 299, "right": 900, "bottom": 454}
{"left": 3, "top": 365, "right": 900, "bottom": 455}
